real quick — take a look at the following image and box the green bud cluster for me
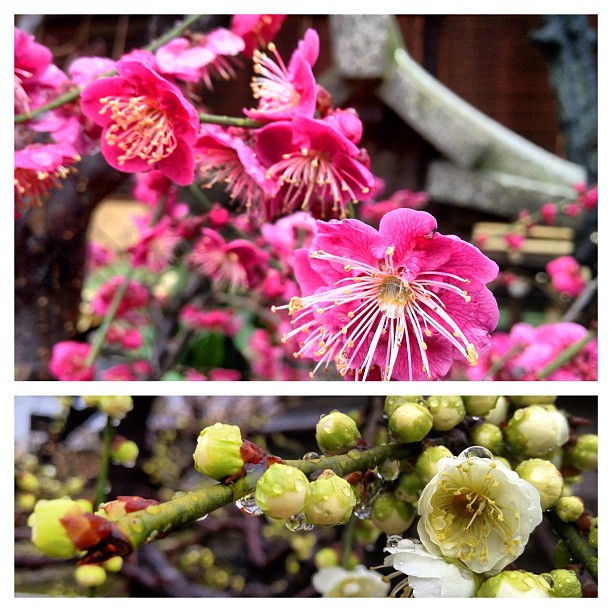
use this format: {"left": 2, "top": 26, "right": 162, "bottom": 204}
{"left": 415, "top": 445, "right": 453, "bottom": 484}
{"left": 75, "top": 564, "right": 107, "bottom": 588}
{"left": 554, "top": 496, "right": 585, "bottom": 523}
{"left": 568, "top": 434, "right": 598, "bottom": 471}
{"left": 384, "top": 396, "right": 425, "bottom": 419}
{"left": 515, "top": 458, "right": 563, "bottom": 510}
{"left": 505, "top": 404, "right": 569, "bottom": 457}
{"left": 470, "top": 422, "right": 504, "bottom": 454}
{"left": 477, "top": 569, "right": 551, "bottom": 597}
{"left": 462, "top": 396, "right": 499, "bottom": 417}
{"left": 370, "top": 490, "right": 415, "bottom": 535}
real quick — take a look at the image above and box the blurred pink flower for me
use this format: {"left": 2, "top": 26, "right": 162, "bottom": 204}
{"left": 49, "top": 341, "right": 95, "bottom": 381}
{"left": 360, "top": 189, "right": 429, "bottom": 226}
{"left": 231, "top": 14, "right": 286, "bottom": 57}
{"left": 128, "top": 216, "right": 181, "bottom": 273}
{"left": 91, "top": 276, "right": 149, "bottom": 317}
{"left": 261, "top": 210, "right": 317, "bottom": 267}
{"left": 545, "top": 255, "right": 586, "bottom": 298}
{"left": 68, "top": 56, "right": 115, "bottom": 86}
{"left": 275, "top": 208, "right": 499, "bottom": 380}
{"left": 80, "top": 57, "right": 199, "bottom": 184}
{"left": 503, "top": 233, "right": 525, "bottom": 250}
{"left": 14, "top": 27, "right": 53, "bottom": 114}
{"left": 540, "top": 202, "right": 557, "bottom": 225}
{"left": 180, "top": 306, "right": 241, "bottom": 336}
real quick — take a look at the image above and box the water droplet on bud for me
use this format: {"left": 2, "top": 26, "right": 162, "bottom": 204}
{"left": 386, "top": 534, "right": 403, "bottom": 548}
{"left": 235, "top": 493, "right": 264, "bottom": 516}
{"left": 458, "top": 446, "right": 494, "bottom": 460}
{"left": 285, "top": 513, "right": 314, "bottom": 532}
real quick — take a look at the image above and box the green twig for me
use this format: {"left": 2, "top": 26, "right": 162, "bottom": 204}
{"left": 198, "top": 113, "right": 262, "bottom": 129}
{"left": 545, "top": 510, "right": 598, "bottom": 582}
{"left": 109, "top": 443, "right": 412, "bottom": 553}
{"left": 341, "top": 514, "right": 357, "bottom": 569}
{"left": 536, "top": 329, "right": 597, "bottom": 379}
{"left": 480, "top": 344, "right": 521, "bottom": 380}
{"left": 93, "top": 417, "right": 115, "bottom": 510}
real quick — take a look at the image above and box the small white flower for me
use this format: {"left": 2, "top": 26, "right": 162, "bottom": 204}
{"left": 417, "top": 455, "right": 542, "bottom": 575}
{"left": 312, "top": 565, "right": 390, "bottom": 597}
{"left": 384, "top": 539, "right": 477, "bottom": 597}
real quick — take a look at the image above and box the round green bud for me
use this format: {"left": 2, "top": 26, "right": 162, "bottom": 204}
{"left": 492, "top": 455, "right": 512, "bottom": 470}
{"left": 569, "top": 434, "right": 598, "bottom": 471}
{"left": 314, "top": 547, "right": 339, "bottom": 569}
{"left": 462, "top": 396, "right": 499, "bottom": 417}
{"left": 110, "top": 439, "right": 139, "bottom": 467}
{"left": 471, "top": 423, "right": 504, "bottom": 454}
{"left": 388, "top": 402, "right": 433, "bottom": 443}
{"left": 510, "top": 396, "right": 557, "bottom": 408}
{"left": 316, "top": 411, "right": 361, "bottom": 455}
{"left": 16, "top": 471, "right": 40, "bottom": 493}
{"left": 476, "top": 570, "right": 551, "bottom": 598}
{"left": 370, "top": 491, "right": 415, "bottom": 535}
{"left": 515, "top": 458, "right": 564, "bottom": 510}
{"left": 193, "top": 423, "right": 244, "bottom": 481}
{"left": 254, "top": 463, "right": 310, "bottom": 519}
{"left": 354, "top": 518, "right": 381, "bottom": 546}
{"left": 546, "top": 569, "right": 582, "bottom": 597}
{"left": 27, "top": 498, "right": 93, "bottom": 558}
{"left": 303, "top": 470, "right": 356, "bottom": 526}
{"left": 555, "top": 496, "right": 585, "bottom": 523}
{"left": 75, "top": 564, "right": 107, "bottom": 588}
{"left": 588, "top": 525, "right": 598, "bottom": 549}
{"left": 103, "top": 556, "right": 124, "bottom": 573}
{"left": 384, "top": 396, "right": 425, "bottom": 418}
{"left": 17, "top": 492, "right": 37, "bottom": 512}
{"left": 394, "top": 471, "right": 422, "bottom": 504}
{"left": 505, "top": 405, "right": 569, "bottom": 457}
{"left": 97, "top": 396, "right": 133, "bottom": 419}
{"left": 415, "top": 445, "right": 453, "bottom": 485}
{"left": 427, "top": 396, "right": 466, "bottom": 431}
{"left": 483, "top": 396, "right": 510, "bottom": 426}
{"left": 553, "top": 540, "right": 573, "bottom": 568}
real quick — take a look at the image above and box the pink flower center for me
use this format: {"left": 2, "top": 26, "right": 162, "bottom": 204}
{"left": 251, "top": 43, "right": 299, "bottom": 111}
{"left": 266, "top": 147, "right": 370, "bottom": 216}
{"left": 99, "top": 95, "right": 177, "bottom": 166}
{"left": 15, "top": 165, "right": 72, "bottom": 212}
{"left": 276, "top": 246, "right": 478, "bottom": 381}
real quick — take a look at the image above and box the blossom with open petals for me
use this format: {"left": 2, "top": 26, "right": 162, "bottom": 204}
{"left": 417, "top": 453, "right": 542, "bottom": 575}
{"left": 80, "top": 57, "right": 199, "bottom": 185}
{"left": 312, "top": 565, "right": 390, "bottom": 598}
{"left": 275, "top": 208, "right": 498, "bottom": 380}
{"left": 49, "top": 341, "right": 95, "bottom": 381}
{"left": 231, "top": 15, "right": 286, "bottom": 57}
{"left": 383, "top": 538, "right": 477, "bottom": 597}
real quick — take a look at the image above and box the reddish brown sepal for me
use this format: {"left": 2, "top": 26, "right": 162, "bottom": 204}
{"left": 117, "top": 496, "right": 160, "bottom": 513}
{"left": 77, "top": 522, "right": 133, "bottom": 565}
{"left": 239, "top": 439, "right": 268, "bottom": 465}
{"left": 60, "top": 511, "right": 112, "bottom": 550}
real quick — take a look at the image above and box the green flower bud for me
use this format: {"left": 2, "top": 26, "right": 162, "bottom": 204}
{"left": 477, "top": 570, "right": 551, "bottom": 598}
{"left": 354, "top": 518, "right": 381, "bottom": 546}
{"left": 75, "top": 564, "right": 107, "bottom": 588}
{"left": 193, "top": 423, "right": 244, "bottom": 481}
{"left": 370, "top": 491, "right": 415, "bottom": 535}
{"left": 427, "top": 396, "right": 466, "bottom": 431}
{"left": 97, "top": 396, "right": 133, "bottom": 419}
{"left": 569, "top": 434, "right": 598, "bottom": 471}
{"left": 388, "top": 402, "right": 433, "bottom": 443}
{"left": 103, "top": 556, "right": 124, "bottom": 573}
{"left": 555, "top": 496, "right": 585, "bottom": 523}
{"left": 384, "top": 396, "right": 425, "bottom": 418}
{"left": 588, "top": 524, "right": 598, "bottom": 549}
{"left": 515, "top": 458, "right": 563, "bottom": 510}
{"left": 553, "top": 540, "right": 573, "bottom": 568}
{"left": 110, "top": 439, "right": 139, "bottom": 467}
{"left": 462, "top": 396, "right": 499, "bottom": 417}
{"left": 254, "top": 463, "right": 310, "bottom": 519}
{"left": 510, "top": 396, "right": 557, "bottom": 408}
{"left": 415, "top": 445, "right": 453, "bottom": 484}
{"left": 394, "top": 471, "right": 422, "bottom": 504}
{"left": 27, "top": 498, "right": 93, "bottom": 558}
{"left": 16, "top": 471, "right": 40, "bottom": 493}
{"left": 505, "top": 405, "right": 569, "bottom": 457}
{"left": 492, "top": 455, "right": 512, "bottom": 470}
{"left": 483, "top": 396, "right": 510, "bottom": 426}
{"left": 17, "top": 492, "right": 37, "bottom": 512}
{"left": 471, "top": 423, "right": 504, "bottom": 454}
{"left": 316, "top": 411, "right": 361, "bottom": 455}
{"left": 303, "top": 470, "right": 356, "bottom": 526}
{"left": 314, "top": 547, "right": 339, "bottom": 569}
{"left": 546, "top": 569, "right": 582, "bottom": 597}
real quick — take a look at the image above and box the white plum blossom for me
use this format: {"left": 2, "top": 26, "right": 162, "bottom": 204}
{"left": 417, "top": 454, "right": 543, "bottom": 575}
{"left": 312, "top": 565, "right": 390, "bottom": 597}
{"left": 383, "top": 538, "right": 478, "bottom": 597}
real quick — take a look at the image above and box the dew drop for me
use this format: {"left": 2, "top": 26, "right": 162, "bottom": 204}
{"left": 235, "top": 493, "right": 264, "bottom": 516}
{"left": 386, "top": 534, "right": 403, "bottom": 548}
{"left": 196, "top": 513, "right": 208, "bottom": 522}
{"left": 285, "top": 513, "right": 314, "bottom": 532}
{"left": 458, "top": 446, "right": 494, "bottom": 460}
{"left": 347, "top": 449, "right": 361, "bottom": 460}
{"left": 377, "top": 459, "right": 400, "bottom": 481}
{"left": 302, "top": 451, "right": 320, "bottom": 460}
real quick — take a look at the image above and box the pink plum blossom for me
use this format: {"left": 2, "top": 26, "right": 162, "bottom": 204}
{"left": 540, "top": 202, "right": 557, "bottom": 225}
{"left": 231, "top": 15, "right": 286, "bottom": 57}
{"left": 245, "top": 28, "right": 319, "bottom": 121}
{"left": 14, "top": 142, "right": 81, "bottom": 216}
{"left": 180, "top": 306, "right": 241, "bottom": 336}
{"left": 503, "top": 233, "right": 525, "bottom": 250}
{"left": 256, "top": 115, "right": 375, "bottom": 219}
{"left": 91, "top": 276, "right": 149, "bottom": 318}
{"left": 261, "top": 210, "right": 317, "bottom": 267}
{"left": 274, "top": 208, "right": 499, "bottom": 381}
{"left": 49, "top": 341, "right": 95, "bottom": 381}
{"left": 545, "top": 255, "right": 586, "bottom": 298}
{"left": 128, "top": 216, "right": 181, "bottom": 273}
{"left": 189, "top": 228, "right": 269, "bottom": 292}
{"left": 360, "top": 189, "right": 429, "bottom": 227}
{"left": 80, "top": 57, "right": 200, "bottom": 185}
{"left": 14, "top": 27, "right": 53, "bottom": 115}
{"left": 154, "top": 29, "right": 244, "bottom": 88}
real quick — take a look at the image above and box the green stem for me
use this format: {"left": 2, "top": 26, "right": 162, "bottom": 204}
{"left": 198, "top": 113, "right": 262, "bottom": 129}
{"left": 536, "top": 329, "right": 597, "bottom": 379}
{"left": 94, "top": 417, "right": 115, "bottom": 510}
{"left": 15, "top": 14, "right": 202, "bottom": 124}
{"left": 340, "top": 514, "right": 357, "bottom": 569}
{"left": 112, "top": 443, "right": 411, "bottom": 552}
{"left": 545, "top": 510, "right": 598, "bottom": 582}
{"left": 480, "top": 344, "right": 521, "bottom": 380}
